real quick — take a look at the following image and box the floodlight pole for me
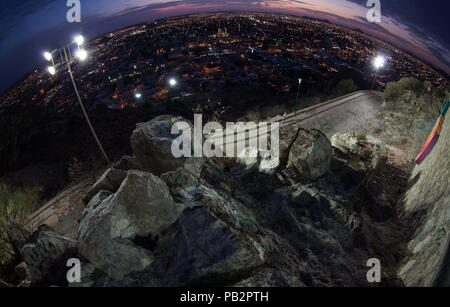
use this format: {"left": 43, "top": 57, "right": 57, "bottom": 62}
{"left": 67, "top": 63, "right": 111, "bottom": 166}
{"left": 62, "top": 46, "right": 111, "bottom": 166}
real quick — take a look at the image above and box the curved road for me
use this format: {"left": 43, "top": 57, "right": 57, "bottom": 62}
{"left": 210, "top": 90, "right": 383, "bottom": 153}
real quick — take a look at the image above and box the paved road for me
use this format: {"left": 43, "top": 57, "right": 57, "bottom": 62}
{"left": 210, "top": 90, "right": 383, "bottom": 153}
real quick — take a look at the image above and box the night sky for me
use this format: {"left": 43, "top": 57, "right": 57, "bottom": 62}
{"left": 1, "top": 0, "right": 449, "bottom": 93}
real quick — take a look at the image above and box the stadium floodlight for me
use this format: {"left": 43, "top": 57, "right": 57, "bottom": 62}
{"left": 47, "top": 66, "right": 56, "bottom": 75}
{"left": 75, "top": 35, "right": 85, "bottom": 46}
{"left": 40, "top": 36, "right": 111, "bottom": 166}
{"left": 169, "top": 78, "right": 177, "bottom": 87}
{"left": 44, "top": 52, "right": 53, "bottom": 61}
{"left": 76, "top": 49, "right": 88, "bottom": 61}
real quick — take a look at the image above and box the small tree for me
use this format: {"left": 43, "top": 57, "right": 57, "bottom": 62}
{"left": 0, "top": 184, "right": 38, "bottom": 262}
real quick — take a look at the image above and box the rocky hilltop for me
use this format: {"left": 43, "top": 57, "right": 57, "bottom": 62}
{"left": 8, "top": 115, "right": 435, "bottom": 287}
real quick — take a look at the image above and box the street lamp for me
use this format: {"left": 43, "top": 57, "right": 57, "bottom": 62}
{"left": 135, "top": 93, "right": 142, "bottom": 99}
{"left": 43, "top": 35, "right": 111, "bottom": 166}
{"left": 295, "top": 78, "right": 303, "bottom": 105}
{"left": 169, "top": 78, "right": 177, "bottom": 87}
{"left": 371, "top": 55, "right": 385, "bottom": 90}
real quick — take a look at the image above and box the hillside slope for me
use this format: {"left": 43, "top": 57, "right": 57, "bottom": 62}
{"left": 398, "top": 112, "right": 449, "bottom": 286}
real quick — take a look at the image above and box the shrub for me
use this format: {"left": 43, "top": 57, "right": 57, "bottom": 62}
{"left": 0, "top": 184, "right": 38, "bottom": 261}
{"left": 384, "top": 77, "right": 426, "bottom": 101}
{"left": 356, "top": 133, "right": 367, "bottom": 142}
{"left": 384, "top": 82, "right": 399, "bottom": 101}
{"left": 384, "top": 78, "right": 446, "bottom": 115}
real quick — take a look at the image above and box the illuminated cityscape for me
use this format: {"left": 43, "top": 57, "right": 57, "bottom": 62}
{"left": 1, "top": 13, "right": 447, "bottom": 114}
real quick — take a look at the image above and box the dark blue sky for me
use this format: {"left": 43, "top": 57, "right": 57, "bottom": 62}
{"left": 1, "top": 0, "right": 449, "bottom": 93}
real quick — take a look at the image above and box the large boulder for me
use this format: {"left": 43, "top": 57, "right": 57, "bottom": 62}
{"left": 131, "top": 206, "right": 266, "bottom": 286}
{"left": 287, "top": 129, "right": 332, "bottom": 181}
{"left": 331, "top": 132, "right": 359, "bottom": 154}
{"left": 331, "top": 133, "right": 387, "bottom": 170}
{"left": 131, "top": 115, "right": 193, "bottom": 176}
{"left": 78, "top": 170, "right": 184, "bottom": 279}
{"left": 21, "top": 225, "right": 78, "bottom": 286}
{"left": 279, "top": 126, "right": 300, "bottom": 166}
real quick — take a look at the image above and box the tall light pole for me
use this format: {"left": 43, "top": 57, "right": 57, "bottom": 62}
{"left": 371, "top": 55, "right": 385, "bottom": 90}
{"left": 43, "top": 35, "right": 111, "bottom": 166}
{"left": 295, "top": 78, "right": 303, "bottom": 105}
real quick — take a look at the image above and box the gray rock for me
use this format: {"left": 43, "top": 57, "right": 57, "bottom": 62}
{"left": 114, "top": 155, "right": 140, "bottom": 171}
{"left": 279, "top": 126, "right": 300, "bottom": 166}
{"left": 83, "top": 168, "right": 127, "bottom": 204}
{"left": 78, "top": 170, "right": 184, "bottom": 279}
{"left": 331, "top": 133, "right": 387, "bottom": 170}
{"left": 131, "top": 115, "right": 193, "bottom": 175}
{"left": 232, "top": 268, "right": 305, "bottom": 287}
{"left": 129, "top": 207, "right": 265, "bottom": 286}
{"left": 290, "top": 184, "right": 319, "bottom": 206}
{"left": 21, "top": 226, "right": 78, "bottom": 285}
{"left": 68, "top": 262, "right": 98, "bottom": 288}
{"left": 288, "top": 129, "right": 332, "bottom": 181}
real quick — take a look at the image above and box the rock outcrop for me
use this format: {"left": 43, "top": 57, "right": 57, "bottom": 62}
{"left": 288, "top": 129, "right": 332, "bottom": 181}
{"left": 16, "top": 115, "right": 414, "bottom": 287}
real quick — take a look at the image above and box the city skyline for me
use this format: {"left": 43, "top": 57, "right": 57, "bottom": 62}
{"left": 0, "top": 0, "right": 449, "bottom": 93}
